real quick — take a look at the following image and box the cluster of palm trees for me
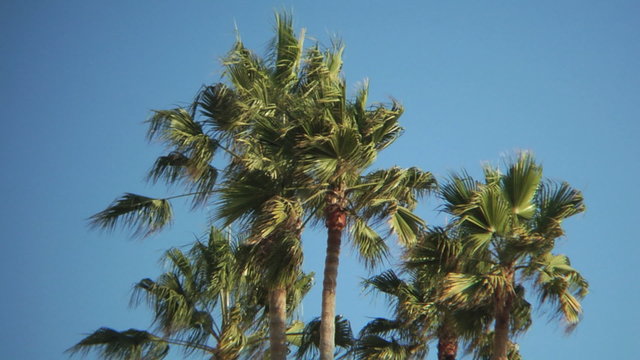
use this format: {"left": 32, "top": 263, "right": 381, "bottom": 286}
{"left": 70, "top": 13, "right": 587, "bottom": 360}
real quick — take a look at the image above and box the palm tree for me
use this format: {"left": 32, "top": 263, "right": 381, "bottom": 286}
{"left": 89, "top": 13, "right": 312, "bottom": 359}
{"left": 354, "top": 224, "right": 535, "bottom": 360}
{"left": 438, "top": 153, "right": 588, "bottom": 360}
{"left": 89, "top": 14, "right": 435, "bottom": 359}
{"left": 295, "top": 67, "right": 436, "bottom": 358}
{"left": 69, "top": 227, "right": 312, "bottom": 359}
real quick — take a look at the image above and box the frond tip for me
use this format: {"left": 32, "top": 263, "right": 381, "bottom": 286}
{"left": 89, "top": 193, "right": 173, "bottom": 237}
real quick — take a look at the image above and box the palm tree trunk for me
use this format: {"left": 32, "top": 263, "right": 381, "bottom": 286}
{"left": 319, "top": 190, "right": 347, "bottom": 360}
{"left": 437, "top": 315, "right": 458, "bottom": 360}
{"left": 269, "top": 287, "right": 288, "bottom": 360}
{"left": 492, "top": 270, "right": 514, "bottom": 360}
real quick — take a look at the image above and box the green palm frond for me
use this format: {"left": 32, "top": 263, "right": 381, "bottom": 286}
{"left": 364, "top": 102, "right": 405, "bottom": 152}
{"left": 270, "top": 12, "right": 305, "bottom": 90}
{"left": 146, "top": 109, "right": 218, "bottom": 174}
{"left": 363, "top": 270, "right": 405, "bottom": 297}
{"left": 440, "top": 172, "right": 479, "bottom": 216}
{"left": 467, "top": 331, "right": 522, "bottom": 360}
{"left": 388, "top": 204, "right": 425, "bottom": 246}
{"left": 534, "top": 180, "right": 585, "bottom": 239}
{"left": 354, "top": 167, "right": 436, "bottom": 214}
{"left": 89, "top": 193, "right": 173, "bottom": 237}
{"left": 440, "top": 271, "right": 512, "bottom": 308}
{"left": 531, "top": 252, "right": 588, "bottom": 328}
{"left": 132, "top": 276, "right": 198, "bottom": 335}
{"left": 351, "top": 334, "right": 423, "bottom": 360}
{"left": 67, "top": 328, "right": 169, "bottom": 360}
{"left": 224, "top": 40, "right": 270, "bottom": 101}
{"left": 146, "top": 152, "right": 218, "bottom": 208}
{"left": 405, "top": 227, "right": 463, "bottom": 273}
{"left": 500, "top": 152, "right": 542, "bottom": 219}
{"left": 216, "top": 171, "right": 278, "bottom": 228}
{"left": 349, "top": 216, "right": 389, "bottom": 269}
{"left": 197, "top": 83, "right": 244, "bottom": 137}
{"left": 295, "top": 316, "right": 355, "bottom": 359}
{"left": 251, "top": 196, "right": 303, "bottom": 240}
{"left": 358, "top": 318, "right": 404, "bottom": 340}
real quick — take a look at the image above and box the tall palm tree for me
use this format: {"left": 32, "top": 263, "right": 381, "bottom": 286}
{"left": 438, "top": 153, "right": 588, "bottom": 360}
{"left": 69, "top": 227, "right": 312, "bottom": 359}
{"left": 89, "top": 13, "right": 312, "bottom": 359}
{"left": 296, "top": 67, "right": 436, "bottom": 358}
{"left": 89, "top": 13, "right": 435, "bottom": 359}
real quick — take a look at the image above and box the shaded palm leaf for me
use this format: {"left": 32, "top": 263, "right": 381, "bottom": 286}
{"left": 67, "top": 328, "right": 169, "bottom": 360}
{"left": 89, "top": 193, "right": 172, "bottom": 237}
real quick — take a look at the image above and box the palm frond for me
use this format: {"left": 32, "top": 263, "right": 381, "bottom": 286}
{"left": 67, "top": 328, "right": 169, "bottom": 360}
{"left": 146, "top": 152, "right": 218, "bottom": 208}
{"left": 295, "top": 316, "right": 354, "bottom": 359}
{"left": 351, "top": 334, "right": 424, "bottom": 360}
{"left": 388, "top": 204, "right": 425, "bottom": 246}
{"left": 500, "top": 152, "right": 542, "bottom": 219}
{"left": 349, "top": 216, "right": 389, "bottom": 269}
{"left": 197, "top": 83, "right": 244, "bottom": 138}
{"left": 270, "top": 11, "right": 305, "bottom": 90}
{"left": 531, "top": 253, "right": 588, "bottom": 328}
{"left": 534, "top": 180, "right": 585, "bottom": 239}
{"left": 89, "top": 193, "right": 173, "bottom": 237}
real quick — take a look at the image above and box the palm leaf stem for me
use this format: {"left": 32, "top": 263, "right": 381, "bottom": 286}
{"left": 164, "top": 190, "right": 218, "bottom": 201}
{"left": 161, "top": 337, "right": 217, "bottom": 353}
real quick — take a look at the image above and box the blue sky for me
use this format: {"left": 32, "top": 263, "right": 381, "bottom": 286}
{"left": 1, "top": 1, "right": 638, "bottom": 359}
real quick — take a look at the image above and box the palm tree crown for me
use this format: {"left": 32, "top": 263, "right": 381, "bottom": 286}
{"left": 438, "top": 153, "right": 588, "bottom": 360}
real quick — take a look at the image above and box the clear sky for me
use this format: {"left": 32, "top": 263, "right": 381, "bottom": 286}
{"left": 1, "top": 1, "right": 638, "bottom": 359}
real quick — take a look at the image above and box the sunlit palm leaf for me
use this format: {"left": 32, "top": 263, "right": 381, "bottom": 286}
{"left": 500, "top": 152, "right": 542, "bottom": 219}
{"left": 388, "top": 204, "right": 425, "bottom": 246}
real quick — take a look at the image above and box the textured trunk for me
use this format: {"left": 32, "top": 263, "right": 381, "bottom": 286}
{"left": 268, "top": 287, "right": 288, "bottom": 360}
{"left": 319, "top": 188, "right": 347, "bottom": 360}
{"left": 437, "top": 315, "right": 458, "bottom": 360}
{"left": 492, "top": 269, "right": 514, "bottom": 360}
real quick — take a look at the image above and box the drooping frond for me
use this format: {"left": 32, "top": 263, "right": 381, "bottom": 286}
{"left": 349, "top": 216, "right": 389, "bottom": 269}
{"left": 146, "top": 152, "right": 218, "bottom": 208}
{"left": 67, "top": 328, "right": 169, "bottom": 360}
{"left": 387, "top": 203, "right": 426, "bottom": 246}
{"left": 534, "top": 180, "right": 585, "bottom": 239}
{"left": 530, "top": 252, "right": 588, "bottom": 329}
{"left": 89, "top": 193, "right": 173, "bottom": 237}
{"left": 146, "top": 108, "right": 219, "bottom": 178}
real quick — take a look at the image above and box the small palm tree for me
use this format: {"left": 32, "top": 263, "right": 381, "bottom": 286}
{"left": 438, "top": 153, "right": 588, "bottom": 360}
{"left": 69, "top": 227, "right": 312, "bottom": 359}
{"left": 356, "top": 225, "right": 533, "bottom": 360}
